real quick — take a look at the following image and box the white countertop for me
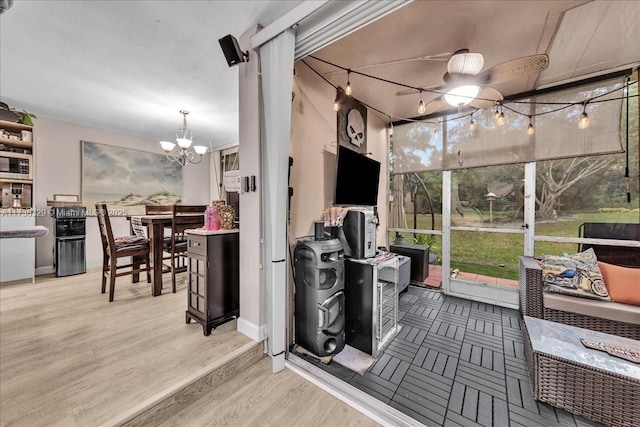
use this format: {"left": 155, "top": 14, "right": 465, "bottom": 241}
{"left": 185, "top": 228, "right": 239, "bottom": 235}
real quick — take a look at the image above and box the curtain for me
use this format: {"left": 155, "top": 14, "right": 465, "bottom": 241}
{"left": 259, "top": 29, "right": 296, "bottom": 368}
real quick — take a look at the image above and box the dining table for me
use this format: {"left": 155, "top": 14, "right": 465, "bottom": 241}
{"left": 128, "top": 213, "right": 202, "bottom": 297}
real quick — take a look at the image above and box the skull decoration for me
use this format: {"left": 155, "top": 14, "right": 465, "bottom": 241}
{"left": 347, "top": 109, "right": 365, "bottom": 147}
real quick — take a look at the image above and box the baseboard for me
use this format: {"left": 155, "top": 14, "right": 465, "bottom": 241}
{"left": 113, "top": 341, "right": 264, "bottom": 427}
{"left": 448, "top": 279, "right": 519, "bottom": 309}
{"left": 237, "top": 317, "right": 266, "bottom": 341}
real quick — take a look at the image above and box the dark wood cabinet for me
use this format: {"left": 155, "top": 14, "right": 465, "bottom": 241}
{"left": 185, "top": 229, "right": 240, "bottom": 336}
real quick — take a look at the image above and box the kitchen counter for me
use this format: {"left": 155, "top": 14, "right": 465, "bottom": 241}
{"left": 0, "top": 213, "right": 37, "bottom": 283}
{"left": 0, "top": 225, "right": 48, "bottom": 239}
{"left": 185, "top": 228, "right": 239, "bottom": 236}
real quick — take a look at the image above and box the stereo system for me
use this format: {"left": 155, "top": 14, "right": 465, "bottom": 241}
{"left": 294, "top": 238, "right": 345, "bottom": 357}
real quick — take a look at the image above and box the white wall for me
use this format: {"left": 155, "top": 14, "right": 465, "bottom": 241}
{"left": 33, "top": 116, "right": 209, "bottom": 273}
{"left": 290, "top": 63, "right": 389, "bottom": 247}
{"left": 237, "top": 26, "right": 265, "bottom": 341}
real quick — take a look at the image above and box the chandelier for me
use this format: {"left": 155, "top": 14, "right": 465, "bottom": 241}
{"left": 159, "top": 110, "right": 208, "bottom": 166}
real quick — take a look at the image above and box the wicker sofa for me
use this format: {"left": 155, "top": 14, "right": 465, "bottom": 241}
{"left": 519, "top": 256, "right": 640, "bottom": 340}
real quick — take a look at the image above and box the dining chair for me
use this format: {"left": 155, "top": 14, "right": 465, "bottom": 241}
{"left": 165, "top": 205, "right": 206, "bottom": 293}
{"left": 96, "top": 203, "right": 151, "bottom": 302}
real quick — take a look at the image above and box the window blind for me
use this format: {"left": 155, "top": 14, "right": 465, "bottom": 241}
{"left": 392, "top": 76, "right": 627, "bottom": 173}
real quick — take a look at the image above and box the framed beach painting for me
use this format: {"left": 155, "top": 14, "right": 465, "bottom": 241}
{"left": 81, "top": 140, "right": 182, "bottom": 216}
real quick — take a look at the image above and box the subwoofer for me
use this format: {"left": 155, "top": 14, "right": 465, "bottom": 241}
{"left": 294, "top": 238, "right": 345, "bottom": 357}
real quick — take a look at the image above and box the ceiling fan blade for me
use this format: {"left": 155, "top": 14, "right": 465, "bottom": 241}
{"left": 479, "top": 54, "right": 549, "bottom": 85}
{"left": 395, "top": 84, "right": 445, "bottom": 97}
{"left": 468, "top": 86, "right": 503, "bottom": 109}
{"left": 395, "top": 88, "right": 420, "bottom": 96}
{"left": 324, "top": 51, "right": 452, "bottom": 76}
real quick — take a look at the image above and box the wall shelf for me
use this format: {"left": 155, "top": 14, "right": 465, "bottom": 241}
{"left": 0, "top": 120, "right": 33, "bottom": 131}
{"left": 0, "top": 137, "right": 32, "bottom": 149}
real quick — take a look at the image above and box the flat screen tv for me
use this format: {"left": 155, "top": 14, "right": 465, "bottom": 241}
{"left": 334, "top": 145, "right": 380, "bottom": 206}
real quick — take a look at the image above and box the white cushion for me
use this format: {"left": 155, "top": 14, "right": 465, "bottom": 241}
{"left": 544, "top": 292, "right": 640, "bottom": 325}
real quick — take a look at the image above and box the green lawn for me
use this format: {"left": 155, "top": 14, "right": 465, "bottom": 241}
{"left": 391, "top": 211, "right": 638, "bottom": 280}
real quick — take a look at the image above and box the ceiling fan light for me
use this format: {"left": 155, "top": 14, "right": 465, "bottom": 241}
{"left": 444, "top": 85, "right": 480, "bottom": 107}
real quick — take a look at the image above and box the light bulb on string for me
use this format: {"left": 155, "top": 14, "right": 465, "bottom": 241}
{"left": 578, "top": 103, "right": 590, "bottom": 129}
{"left": 469, "top": 113, "right": 476, "bottom": 131}
{"left": 494, "top": 105, "right": 501, "bottom": 121}
{"left": 417, "top": 91, "right": 426, "bottom": 115}
{"left": 434, "top": 125, "right": 439, "bottom": 139}
{"left": 527, "top": 116, "right": 535, "bottom": 135}
{"left": 345, "top": 70, "right": 352, "bottom": 96}
{"left": 388, "top": 122, "right": 394, "bottom": 137}
{"left": 332, "top": 89, "right": 339, "bottom": 112}
{"left": 496, "top": 106, "right": 506, "bottom": 126}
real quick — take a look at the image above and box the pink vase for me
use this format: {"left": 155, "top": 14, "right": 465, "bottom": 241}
{"left": 211, "top": 206, "right": 221, "bottom": 231}
{"left": 205, "top": 206, "right": 220, "bottom": 231}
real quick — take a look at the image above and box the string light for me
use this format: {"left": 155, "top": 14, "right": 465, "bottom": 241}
{"left": 388, "top": 122, "right": 394, "bottom": 136}
{"left": 417, "top": 91, "right": 426, "bottom": 115}
{"left": 469, "top": 113, "right": 476, "bottom": 131}
{"left": 527, "top": 116, "right": 535, "bottom": 135}
{"left": 434, "top": 125, "right": 439, "bottom": 139}
{"left": 579, "top": 103, "right": 590, "bottom": 129}
{"left": 496, "top": 106, "right": 506, "bottom": 126}
{"left": 345, "top": 70, "right": 352, "bottom": 96}
{"left": 301, "top": 58, "right": 637, "bottom": 134}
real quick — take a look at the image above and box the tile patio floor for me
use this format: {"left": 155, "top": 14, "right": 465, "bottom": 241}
{"left": 294, "top": 286, "right": 603, "bottom": 427}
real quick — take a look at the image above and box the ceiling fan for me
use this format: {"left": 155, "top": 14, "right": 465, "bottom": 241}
{"left": 396, "top": 49, "right": 549, "bottom": 115}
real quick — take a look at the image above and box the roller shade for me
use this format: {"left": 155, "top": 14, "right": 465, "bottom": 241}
{"left": 392, "top": 76, "right": 627, "bottom": 173}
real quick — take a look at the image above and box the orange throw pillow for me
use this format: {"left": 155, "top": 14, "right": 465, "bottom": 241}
{"left": 597, "top": 261, "right": 640, "bottom": 306}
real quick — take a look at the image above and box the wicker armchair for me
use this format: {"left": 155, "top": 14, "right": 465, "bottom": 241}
{"left": 519, "top": 256, "right": 640, "bottom": 340}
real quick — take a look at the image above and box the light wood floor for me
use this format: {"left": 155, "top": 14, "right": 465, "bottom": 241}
{"left": 1, "top": 270, "right": 377, "bottom": 427}
{"left": 159, "top": 357, "right": 380, "bottom": 427}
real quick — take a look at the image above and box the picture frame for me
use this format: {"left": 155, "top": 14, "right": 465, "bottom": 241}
{"left": 336, "top": 88, "right": 368, "bottom": 154}
{"left": 81, "top": 140, "right": 183, "bottom": 216}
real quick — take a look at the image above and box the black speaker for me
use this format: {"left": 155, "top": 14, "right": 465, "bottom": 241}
{"left": 294, "top": 239, "right": 345, "bottom": 357}
{"left": 314, "top": 221, "right": 325, "bottom": 240}
{"left": 218, "top": 34, "right": 248, "bottom": 67}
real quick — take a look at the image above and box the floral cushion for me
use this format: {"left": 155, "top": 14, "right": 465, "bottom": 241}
{"left": 115, "top": 235, "right": 149, "bottom": 250}
{"left": 540, "top": 248, "right": 610, "bottom": 301}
